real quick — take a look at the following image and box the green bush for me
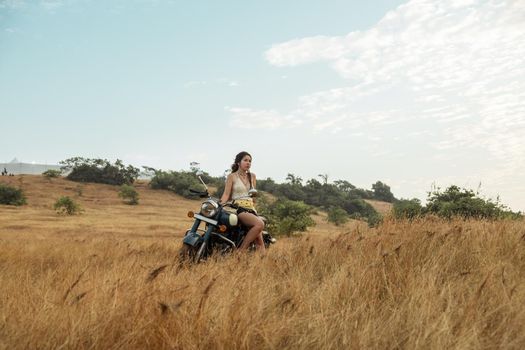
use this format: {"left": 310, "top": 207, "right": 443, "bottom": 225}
{"left": 275, "top": 183, "right": 307, "bottom": 202}
{"left": 60, "top": 157, "right": 139, "bottom": 185}
{"left": 119, "top": 184, "right": 139, "bottom": 205}
{"left": 425, "top": 185, "right": 521, "bottom": 220}
{"left": 372, "top": 181, "right": 395, "bottom": 202}
{"left": 257, "top": 177, "right": 279, "bottom": 193}
{"left": 366, "top": 212, "right": 383, "bottom": 227}
{"left": 342, "top": 198, "right": 379, "bottom": 224}
{"left": 326, "top": 206, "right": 349, "bottom": 226}
{"left": 393, "top": 198, "right": 423, "bottom": 220}
{"left": 149, "top": 170, "right": 203, "bottom": 198}
{"left": 42, "top": 169, "right": 62, "bottom": 179}
{"left": 0, "top": 183, "right": 27, "bottom": 206}
{"left": 54, "top": 196, "right": 82, "bottom": 215}
{"left": 258, "top": 198, "right": 315, "bottom": 236}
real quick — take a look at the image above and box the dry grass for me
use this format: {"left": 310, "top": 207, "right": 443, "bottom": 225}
{"left": 364, "top": 199, "right": 394, "bottom": 215}
{"left": 1, "top": 176, "right": 524, "bottom": 349}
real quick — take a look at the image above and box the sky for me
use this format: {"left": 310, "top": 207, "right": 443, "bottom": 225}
{"left": 1, "top": 0, "right": 524, "bottom": 211}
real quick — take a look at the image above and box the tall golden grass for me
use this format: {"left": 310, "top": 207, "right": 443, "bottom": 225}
{"left": 1, "top": 176, "right": 524, "bottom": 349}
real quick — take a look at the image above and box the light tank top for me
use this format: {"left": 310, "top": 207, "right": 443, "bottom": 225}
{"left": 231, "top": 173, "right": 255, "bottom": 209}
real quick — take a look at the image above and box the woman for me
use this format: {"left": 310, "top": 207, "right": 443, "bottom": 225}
{"left": 220, "top": 151, "right": 265, "bottom": 252}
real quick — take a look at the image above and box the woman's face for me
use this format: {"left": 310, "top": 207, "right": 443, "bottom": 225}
{"left": 239, "top": 155, "right": 252, "bottom": 172}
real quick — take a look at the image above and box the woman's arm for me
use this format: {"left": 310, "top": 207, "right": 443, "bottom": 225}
{"left": 220, "top": 174, "right": 234, "bottom": 204}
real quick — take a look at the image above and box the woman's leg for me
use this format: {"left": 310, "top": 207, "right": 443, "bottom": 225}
{"left": 237, "top": 212, "right": 265, "bottom": 252}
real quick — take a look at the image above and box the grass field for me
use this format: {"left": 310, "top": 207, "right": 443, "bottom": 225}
{"left": 1, "top": 175, "right": 524, "bottom": 349}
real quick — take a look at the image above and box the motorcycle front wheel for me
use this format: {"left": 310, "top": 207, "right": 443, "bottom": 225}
{"left": 178, "top": 241, "right": 207, "bottom": 264}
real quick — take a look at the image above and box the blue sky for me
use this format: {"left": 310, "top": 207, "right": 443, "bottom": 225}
{"left": 1, "top": 0, "right": 524, "bottom": 211}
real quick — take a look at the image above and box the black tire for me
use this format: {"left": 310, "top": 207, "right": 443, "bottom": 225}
{"left": 193, "top": 241, "right": 207, "bottom": 263}
{"left": 178, "top": 243, "right": 196, "bottom": 265}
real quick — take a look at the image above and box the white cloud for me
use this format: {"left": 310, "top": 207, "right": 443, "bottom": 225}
{"left": 226, "top": 107, "right": 299, "bottom": 130}
{"left": 228, "top": 0, "right": 525, "bottom": 210}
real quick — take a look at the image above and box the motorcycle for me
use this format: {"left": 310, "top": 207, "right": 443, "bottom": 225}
{"left": 179, "top": 171, "right": 276, "bottom": 263}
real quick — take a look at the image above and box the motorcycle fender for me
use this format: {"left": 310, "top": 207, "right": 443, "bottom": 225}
{"left": 183, "top": 230, "right": 202, "bottom": 247}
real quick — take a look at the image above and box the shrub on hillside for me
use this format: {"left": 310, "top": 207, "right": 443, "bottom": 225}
{"left": 372, "top": 181, "right": 396, "bottom": 202}
{"left": 118, "top": 184, "right": 139, "bottom": 205}
{"left": 326, "top": 206, "right": 349, "bottom": 226}
{"left": 149, "top": 170, "right": 203, "bottom": 198}
{"left": 257, "top": 177, "right": 279, "bottom": 193}
{"left": 393, "top": 198, "right": 423, "bottom": 220}
{"left": 42, "top": 169, "right": 62, "bottom": 179}
{"left": 275, "top": 183, "right": 307, "bottom": 202}
{"left": 0, "top": 183, "right": 27, "bottom": 206}
{"left": 258, "top": 197, "right": 315, "bottom": 236}
{"left": 342, "top": 198, "right": 381, "bottom": 226}
{"left": 60, "top": 157, "right": 139, "bottom": 186}
{"left": 54, "top": 196, "right": 82, "bottom": 215}
{"left": 425, "top": 185, "right": 521, "bottom": 220}
{"left": 348, "top": 188, "right": 374, "bottom": 199}
{"left": 367, "top": 212, "right": 383, "bottom": 227}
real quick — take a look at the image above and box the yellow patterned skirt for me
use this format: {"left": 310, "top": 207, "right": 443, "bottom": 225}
{"left": 233, "top": 198, "right": 255, "bottom": 211}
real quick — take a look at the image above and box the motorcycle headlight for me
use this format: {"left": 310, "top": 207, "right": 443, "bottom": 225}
{"left": 200, "top": 200, "right": 219, "bottom": 218}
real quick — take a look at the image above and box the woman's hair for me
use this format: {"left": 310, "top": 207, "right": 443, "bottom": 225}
{"left": 231, "top": 151, "right": 252, "bottom": 173}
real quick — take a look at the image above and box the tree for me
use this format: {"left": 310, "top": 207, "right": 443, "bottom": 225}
{"left": 334, "top": 180, "right": 356, "bottom": 193}
{"left": 275, "top": 183, "right": 307, "bottom": 202}
{"left": 425, "top": 185, "right": 521, "bottom": 219}
{"left": 318, "top": 173, "right": 329, "bottom": 185}
{"left": 149, "top": 170, "right": 203, "bottom": 199}
{"left": 60, "top": 157, "right": 140, "bottom": 185}
{"left": 372, "top": 181, "right": 395, "bottom": 202}
{"left": 286, "top": 173, "right": 303, "bottom": 186}
{"left": 257, "top": 177, "right": 278, "bottom": 193}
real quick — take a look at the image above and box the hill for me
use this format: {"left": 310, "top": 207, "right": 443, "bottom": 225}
{"left": 0, "top": 175, "right": 361, "bottom": 238}
{"left": 1, "top": 175, "right": 524, "bottom": 349}
{"left": 364, "top": 199, "right": 393, "bottom": 215}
